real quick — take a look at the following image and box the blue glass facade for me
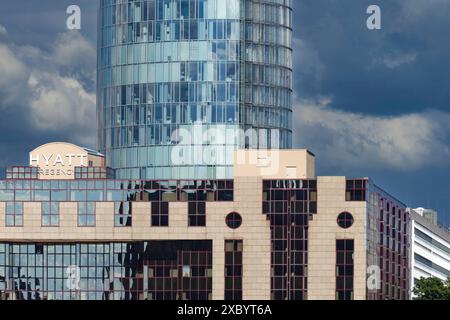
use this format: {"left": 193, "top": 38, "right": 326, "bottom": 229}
{"left": 98, "top": 0, "right": 293, "bottom": 179}
{"left": 0, "top": 241, "right": 213, "bottom": 300}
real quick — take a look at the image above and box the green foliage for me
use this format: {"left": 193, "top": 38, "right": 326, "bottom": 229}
{"left": 413, "top": 277, "right": 450, "bottom": 300}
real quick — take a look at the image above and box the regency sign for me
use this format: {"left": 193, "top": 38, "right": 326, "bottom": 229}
{"left": 29, "top": 142, "right": 90, "bottom": 180}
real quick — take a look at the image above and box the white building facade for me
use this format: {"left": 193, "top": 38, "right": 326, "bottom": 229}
{"left": 409, "top": 209, "right": 450, "bottom": 297}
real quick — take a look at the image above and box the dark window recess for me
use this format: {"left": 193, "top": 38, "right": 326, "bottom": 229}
{"left": 337, "top": 212, "right": 354, "bottom": 229}
{"left": 345, "top": 179, "right": 367, "bottom": 201}
{"left": 262, "top": 180, "right": 316, "bottom": 300}
{"left": 376, "top": 198, "right": 409, "bottom": 300}
{"left": 336, "top": 239, "right": 354, "bottom": 300}
{"left": 225, "top": 240, "right": 243, "bottom": 300}
{"left": 226, "top": 212, "right": 242, "bottom": 229}
{"left": 151, "top": 201, "right": 169, "bottom": 227}
{"left": 188, "top": 202, "right": 206, "bottom": 227}
{"left": 217, "top": 180, "right": 234, "bottom": 201}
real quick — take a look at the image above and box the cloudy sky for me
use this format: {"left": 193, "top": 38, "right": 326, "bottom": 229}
{"left": 0, "top": 0, "right": 449, "bottom": 226}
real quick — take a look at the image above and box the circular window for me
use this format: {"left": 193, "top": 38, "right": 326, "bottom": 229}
{"left": 337, "top": 212, "right": 354, "bottom": 229}
{"left": 226, "top": 212, "right": 242, "bottom": 229}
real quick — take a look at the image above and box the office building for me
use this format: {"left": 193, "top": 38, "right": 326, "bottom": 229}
{"left": 97, "top": 0, "right": 294, "bottom": 180}
{"left": 413, "top": 208, "right": 438, "bottom": 226}
{"left": 408, "top": 208, "right": 450, "bottom": 297}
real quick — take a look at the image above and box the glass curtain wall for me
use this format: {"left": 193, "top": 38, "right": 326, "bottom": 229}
{"left": 97, "top": 0, "right": 293, "bottom": 180}
{"left": 0, "top": 241, "right": 212, "bottom": 300}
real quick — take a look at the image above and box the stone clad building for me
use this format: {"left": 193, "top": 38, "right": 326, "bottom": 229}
{"left": 0, "top": 143, "right": 410, "bottom": 300}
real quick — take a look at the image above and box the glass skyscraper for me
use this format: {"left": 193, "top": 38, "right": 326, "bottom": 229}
{"left": 97, "top": 0, "right": 293, "bottom": 179}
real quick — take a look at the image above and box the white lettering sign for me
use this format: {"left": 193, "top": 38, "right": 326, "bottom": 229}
{"left": 29, "top": 153, "right": 87, "bottom": 167}
{"left": 29, "top": 143, "right": 98, "bottom": 180}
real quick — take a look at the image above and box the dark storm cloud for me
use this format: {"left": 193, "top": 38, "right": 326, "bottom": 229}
{"left": 293, "top": 0, "right": 450, "bottom": 114}
{"left": 0, "top": 0, "right": 97, "bottom": 47}
{"left": 292, "top": 0, "right": 450, "bottom": 226}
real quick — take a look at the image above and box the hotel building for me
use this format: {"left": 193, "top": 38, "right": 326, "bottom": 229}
{"left": 0, "top": 143, "right": 410, "bottom": 300}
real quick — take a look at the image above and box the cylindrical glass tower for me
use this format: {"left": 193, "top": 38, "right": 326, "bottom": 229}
{"left": 98, "top": 0, "right": 292, "bottom": 179}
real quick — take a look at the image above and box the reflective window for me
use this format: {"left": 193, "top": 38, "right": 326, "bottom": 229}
{"left": 41, "top": 202, "right": 59, "bottom": 227}
{"left": 78, "top": 203, "right": 96, "bottom": 227}
{"left": 98, "top": 0, "right": 293, "bottom": 180}
{"left": 0, "top": 241, "right": 212, "bottom": 300}
{"left": 5, "top": 202, "right": 23, "bottom": 227}
{"left": 114, "top": 202, "right": 132, "bottom": 227}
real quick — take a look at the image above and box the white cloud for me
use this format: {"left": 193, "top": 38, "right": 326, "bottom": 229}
{"left": 378, "top": 53, "right": 418, "bottom": 69}
{"left": 0, "top": 32, "right": 96, "bottom": 147}
{"left": 0, "top": 25, "right": 6, "bottom": 35}
{"left": 293, "top": 98, "right": 450, "bottom": 171}
{"left": 52, "top": 31, "right": 96, "bottom": 83}
{"left": 28, "top": 72, "right": 96, "bottom": 145}
{"left": 0, "top": 44, "right": 27, "bottom": 106}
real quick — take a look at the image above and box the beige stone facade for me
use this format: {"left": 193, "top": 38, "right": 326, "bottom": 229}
{"left": 0, "top": 147, "right": 409, "bottom": 300}
{"left": 308, "top": 177, "right": 367, "bottom": 300}
{"left": 0, "top": 176, "right": 271, "bottom": 300}
{"left": 234, "top": 149, "right": 315, "bottom": 179}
